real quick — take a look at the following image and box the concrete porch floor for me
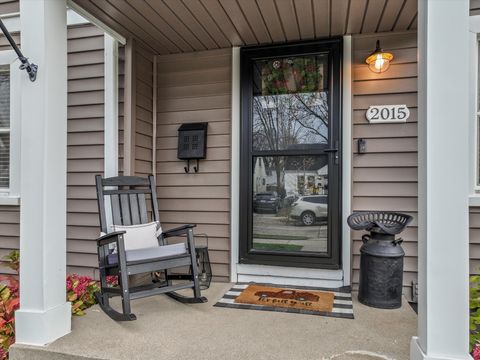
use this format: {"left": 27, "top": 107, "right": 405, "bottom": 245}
{"left": 11, "top": 283, "right": 417, "bottom": 360}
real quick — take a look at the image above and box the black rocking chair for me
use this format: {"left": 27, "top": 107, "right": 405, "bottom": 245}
{"left": 94, "top": 175, "right": 207, "bottom": 321}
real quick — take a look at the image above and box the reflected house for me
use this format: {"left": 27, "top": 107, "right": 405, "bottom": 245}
{"left": 259, "top": 144, "right": 330, "bottom": 198}
{"left": 317, "top": 164, "right": 328, "bottom": 195}
{"left": 265, "top": 170, "right": 278, "bottom": 192}
{"left": 253, "top": 157, "right": 268, "bottom": 194}
{"left": 284, "top": 144, "right": 329, "bottom": 197}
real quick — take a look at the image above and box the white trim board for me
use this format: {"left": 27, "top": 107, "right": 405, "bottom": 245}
{"left": 236, "top": 264, "right": 344, "bottom": 288}
{"left": 123, "top": 39, "right": 136, "bottom": 176}
{"left": 342, "top": 35, "right": 353, "bottom": 286}
{"left": 470, "top": 194, "right": 480, "bottom": 207}
{"left": 229, "top": 36, "right": 353, "bottom": 286}
{"left": 230, "top": 46, "right": 240, "bottom": 282}
{"left": 0, "top": 50, "right": 21, "bottom": 206}
{"left": 103, "top": 34, "right": 118, "bottom": 178}
{"left": 0, "top": 9, "right": 90, "bottom": 34}
{"left": 66, "top": 0, "right": 126, "bottom": 44}
{"left": 152, "top": 55, "right": 157, "bottom": 177}
{"left": 103, "top": 34, "right": 119, "bottom": 230}
{"left": 470, "top": 15, "right": 480, "bottom": 195}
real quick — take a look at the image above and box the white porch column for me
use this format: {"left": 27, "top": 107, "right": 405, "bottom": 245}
{"left": 15, "top": 0, "right": 71, "bottom": 345}
{"left": 104, "top": 34, "right": 118, "bottom": 177}
{"left": 411, "top": 0, "right": 470, "bottom": 359}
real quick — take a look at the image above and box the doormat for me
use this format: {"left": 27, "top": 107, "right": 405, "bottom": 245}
{"left": 214, "top": 283, "right": 354, "bottom": 319}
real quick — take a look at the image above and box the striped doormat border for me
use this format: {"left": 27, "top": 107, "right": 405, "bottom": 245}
{"left": 214, "top": 283, "right": 354, "bottom": 319}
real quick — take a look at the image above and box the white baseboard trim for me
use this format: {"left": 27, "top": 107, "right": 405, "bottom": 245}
{"left": 15, "top": 302, "right": 71, "bottom": 346}
{"left": 236, "top": 263, "right": 344, "bottom": 288}
{"left": 410, "top": 337, "right": 473, "bottom": 360}
{"left": 237, "top": 274, "right": 344, "bottom": 288}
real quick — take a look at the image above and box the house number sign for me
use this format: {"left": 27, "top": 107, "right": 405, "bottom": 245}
{"left": 366, "top": 104, "right": 410, "bottom": 124}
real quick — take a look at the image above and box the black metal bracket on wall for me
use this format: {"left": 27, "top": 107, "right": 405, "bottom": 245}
{"left": 0, "top": 19, "right": 38, "bottom": 82}
{"left": 184, "top": 159, "right": 200, "bottom": 173}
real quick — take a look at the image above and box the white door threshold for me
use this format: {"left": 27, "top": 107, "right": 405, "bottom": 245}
{"left": 236, "top": 263, "right": 345, "bottom": 288}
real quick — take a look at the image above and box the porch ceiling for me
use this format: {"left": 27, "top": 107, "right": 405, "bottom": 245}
{"left": 70, "top": 0, "right": 418, "bottom": 54}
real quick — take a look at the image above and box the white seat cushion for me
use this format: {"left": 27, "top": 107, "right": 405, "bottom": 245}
{"left": 112, "top": 222, "right": 161, "bottom": 251}
{"left": 127, "top": 243, "right": 187, "bottom": 262}
{"left": 107, "top": 243, "right": 187, "bottom": 264}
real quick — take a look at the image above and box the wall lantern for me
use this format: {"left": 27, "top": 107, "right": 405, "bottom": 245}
{"left": 365, "top": 40, "right": 393, "bottom": 73}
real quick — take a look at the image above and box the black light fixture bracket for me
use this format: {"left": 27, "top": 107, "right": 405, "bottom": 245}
{"left": 0, "top": 19, "right": 38, "bottom": 82}
{"left": 184, "top": 159, "right": 200, "bottom": 173}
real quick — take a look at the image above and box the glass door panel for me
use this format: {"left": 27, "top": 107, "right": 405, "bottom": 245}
{"left": 251, "top": 55, "right": 329, "bottom": 151}
{"left": 240, "top": 40, "right": 342, "bottom": 269}
{"left": 252, "top": 155, "right": 329, "bottom": 254}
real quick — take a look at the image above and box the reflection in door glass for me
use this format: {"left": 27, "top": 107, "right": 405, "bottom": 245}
{"left": 252, "top": 54, "right": 329, "bottom": 151}
{"left": 252, "top": 156, "right": 328, "bottom": 254}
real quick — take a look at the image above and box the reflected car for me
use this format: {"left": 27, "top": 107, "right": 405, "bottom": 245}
{"left": 283, "top": 194, "right": 298, "bottom": 207}
{"left": 253, "top": 192, "right": 281, "bottom": 213}
{"left": 289, "top": 195, "right": 328, "bottom": 226}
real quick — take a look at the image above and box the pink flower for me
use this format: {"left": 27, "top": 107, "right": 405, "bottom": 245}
{"left": 106, "top": 275, "right": 119, "bottom": 287}
{"left": 473, "top": 344, "right": 480, "bottom": 360}
{"left": 67, "top": 274, "right": 93, "bottom": 298}
{"left": 66, "top": 278, "right": 72, "bottom": 291}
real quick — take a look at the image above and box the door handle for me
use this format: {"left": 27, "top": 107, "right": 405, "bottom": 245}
{"left": 324, "top": 141, "right": 339, "bottom": 165}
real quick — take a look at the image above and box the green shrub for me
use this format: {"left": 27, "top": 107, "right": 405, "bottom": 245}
{"left": 471, "top": 274, "right": 480, "bottom": 352}
{"left": 0, "top": 250, "right": 102, "bottom": 359}
{"left": 66, "top": 274, "right": 100, "bottom": 316}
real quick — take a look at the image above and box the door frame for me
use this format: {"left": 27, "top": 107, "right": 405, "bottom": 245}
{"left": 229, "top": 36, "right": 352, "bottom": 284}
{"left": 238, "top": 38, "right": 343, "bottom": 270}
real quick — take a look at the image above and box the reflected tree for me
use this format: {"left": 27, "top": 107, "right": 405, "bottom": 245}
{"left": 252, "top": 93, "right": 329, "bottom": 195}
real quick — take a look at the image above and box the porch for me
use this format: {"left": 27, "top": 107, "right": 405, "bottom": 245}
{"left": 10, "top": 283, "right": 417, "bottom": 360}
{"left": 9, "top": 0, "right": 472, "bottom": 359}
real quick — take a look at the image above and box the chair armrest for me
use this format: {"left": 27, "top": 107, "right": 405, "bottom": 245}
{"left": 162, "top": 224, "right": 196, "bottom": 238}
{"left": 97, "top": 231, "right": 126, "bottom": 247}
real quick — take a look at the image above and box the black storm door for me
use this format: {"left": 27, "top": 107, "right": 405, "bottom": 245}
{"left": 239, "top": 39, "right": 342, "bottom": 269}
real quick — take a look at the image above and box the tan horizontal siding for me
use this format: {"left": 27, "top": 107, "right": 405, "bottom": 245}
{"left": 472, "top": 0, "right": 480, "bottom": 15}
{"left": 0, "top": 24, "right": 105, "bottom": 278}
{"left": 0, "top": 206, "right": 19, "bottom": 272}
{"left": 352, "top": 32, "right": 418, "bottom": 300}
{"left": 0, "top": 0, "right": 18, "bottom": 15}
{"left": 470, "top": 207, "right": 480, "bottom": 274}
{"left": 353, "top": 30, "right": 480, "bottom": 294}
{"left": 156, "top": 48, "right": 231, "bottom": 282}
{"left": 66, "top": 24, "right": 105, "bottom": 279}
{"left": 0, "top": 32, "right": 18, "bottom": 52}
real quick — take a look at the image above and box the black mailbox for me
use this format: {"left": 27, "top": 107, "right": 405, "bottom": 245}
{"left": 177, "top": 122, "right": 208, "bottom": 173}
